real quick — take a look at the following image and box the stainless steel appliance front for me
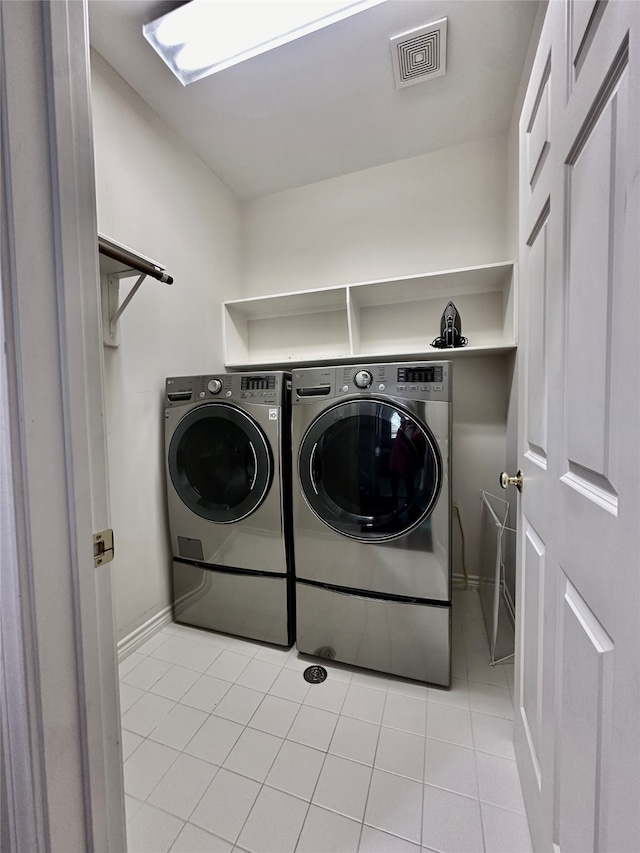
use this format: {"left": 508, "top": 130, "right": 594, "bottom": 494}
{"left": 165, "top": 372, "right": 293, "bottom": 645}
{"left": 292, "top": 362, "right": 452, "bottom": 684}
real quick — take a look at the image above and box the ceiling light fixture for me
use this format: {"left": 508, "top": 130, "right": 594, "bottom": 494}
{"left": 143, "top": 0, "right": 388, "bottom": 86}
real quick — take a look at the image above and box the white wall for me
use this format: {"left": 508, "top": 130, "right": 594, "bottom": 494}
{"left": 90, "top": 55, "right": 528, "bottom": 632}
{"left": 91, "top": 52, "right": 242, "bottom": 641}
{"left": 242, "top": 136, "right": 509, "bottom": 296}
{"left": 241, "top": 136, "right": 512, "bottom": 581}
{"left": 449, "top": 355, "right": 511, "bottom": 583}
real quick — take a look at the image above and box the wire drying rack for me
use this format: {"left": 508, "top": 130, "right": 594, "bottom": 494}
{"left": 479, "top": 491, "right": 516, "bottom": 665}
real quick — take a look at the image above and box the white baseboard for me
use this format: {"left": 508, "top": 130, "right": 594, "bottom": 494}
{"left": 452, "top": 574, "right": 516, "bottom": 624}
{"left": 117, "top": 604, "right": 173, "bottom": 662}
{"left": 452, "top": 573, "right": 479, "bottom": 587}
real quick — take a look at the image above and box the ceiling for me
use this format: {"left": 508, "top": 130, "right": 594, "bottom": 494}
{"left": 88, "top": 0, "right": 540, "bottom": 200}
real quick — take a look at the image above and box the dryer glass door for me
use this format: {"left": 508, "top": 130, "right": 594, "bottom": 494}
{"left": 298, "top": 399, "right": 441, "bottom": 541}
{"left": 168, "top": 403, "right": 273, "bottom": 522}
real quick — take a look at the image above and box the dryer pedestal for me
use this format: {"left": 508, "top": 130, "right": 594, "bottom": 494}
{"left": 173, "top": 560, "right": 292, "bottom": 647}
{"left": 296, "top": 581, "right": 451, "bottom": 685}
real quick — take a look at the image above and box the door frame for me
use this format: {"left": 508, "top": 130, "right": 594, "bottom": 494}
{"left": 0, "top": 1, "right": 124, "bottom": 850}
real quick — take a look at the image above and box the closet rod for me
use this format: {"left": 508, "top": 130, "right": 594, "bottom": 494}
{"left": 98, "top": 236, "right": 174, "bottom": 284}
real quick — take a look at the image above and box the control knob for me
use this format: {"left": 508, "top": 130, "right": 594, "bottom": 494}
{"left": 207, "top": 378, "right": 222, "bottom": 394}
{"left": 354, "top": 370, "right": 373, "bottom": 389}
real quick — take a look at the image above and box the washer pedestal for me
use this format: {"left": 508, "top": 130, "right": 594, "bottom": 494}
{"left": 173, "top": 559, "right": 292, "bottom": 646}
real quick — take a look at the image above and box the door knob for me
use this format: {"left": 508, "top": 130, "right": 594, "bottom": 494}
{"left": 500, "top": 470, "right": 523, "bottom": 492}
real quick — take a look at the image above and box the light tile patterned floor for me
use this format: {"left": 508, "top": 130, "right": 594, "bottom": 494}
{"left": 120, "top": 589, "right": 533, "bottom": 853}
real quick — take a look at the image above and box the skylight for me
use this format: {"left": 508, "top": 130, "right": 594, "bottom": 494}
{"left": 143, "top": 0, "right": 387, "bottom": 86}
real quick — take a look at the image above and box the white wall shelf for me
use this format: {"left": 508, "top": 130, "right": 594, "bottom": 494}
{"left": 223, "top": 261, "right": 516, "bottom": 368}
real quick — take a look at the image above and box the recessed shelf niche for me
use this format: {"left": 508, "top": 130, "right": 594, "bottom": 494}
{"left": 223, "top": 261, "right": 516, "bottom": 368}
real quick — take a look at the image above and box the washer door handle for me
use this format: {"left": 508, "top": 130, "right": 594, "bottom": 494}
{"left": 248, "top": 441, "right": 258, "bottom": 490}
{"left": 309, "top": 442, "right": 320, "bottom": 495}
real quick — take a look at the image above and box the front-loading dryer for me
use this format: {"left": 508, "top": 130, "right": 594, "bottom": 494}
{"left": 292, "top": 362, "right": 452, "bottom": 684}
{"left": 165, "top": 372, "right": 293, "bottom": 646}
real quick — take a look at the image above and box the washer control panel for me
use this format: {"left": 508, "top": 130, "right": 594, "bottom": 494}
{"left": 292, "top": 362, "right": 452, "bottom": 403}
{"left": 165, "top": 372, "right": 289, "bottom": 407}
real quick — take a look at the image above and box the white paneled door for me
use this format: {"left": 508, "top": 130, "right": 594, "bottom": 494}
{"left": 516, "top": 2, "right": 639, "bottom": 851}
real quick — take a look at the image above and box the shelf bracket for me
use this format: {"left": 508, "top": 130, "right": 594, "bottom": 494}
{"left": 109, "top": 271, "right": 146, "bottom": 335}
{"left": 98, "top": 234, "right": 173, "bottom": 348}
{"left": 103, "top": 271, "right": 149, "bottom": 348}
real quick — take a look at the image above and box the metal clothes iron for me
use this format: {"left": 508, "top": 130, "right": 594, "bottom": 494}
{"left": 431, "top": 301, "right": 468, "bottom": 348}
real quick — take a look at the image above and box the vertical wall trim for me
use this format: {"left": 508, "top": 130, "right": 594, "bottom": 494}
{"left": 0, "top": 1, "right": 124, "bottom": 849}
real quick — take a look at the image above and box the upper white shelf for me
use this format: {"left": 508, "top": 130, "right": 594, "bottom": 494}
{"left": 223, "top": 261, "right": 516, "bottom": 368}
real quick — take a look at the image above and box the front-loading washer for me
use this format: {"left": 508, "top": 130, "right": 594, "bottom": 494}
{"left": 292, "top": 362, "right": 452, "bottom": 684}
{"left": 165, "top": 371, "right": 294, "bottom": 646}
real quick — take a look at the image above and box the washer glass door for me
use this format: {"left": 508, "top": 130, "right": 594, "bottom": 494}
{"left": 298, "top": 399, "right": 441, "bottom": 541}
{"left": 169, "top": 403, "right": 273, "bottom": 522}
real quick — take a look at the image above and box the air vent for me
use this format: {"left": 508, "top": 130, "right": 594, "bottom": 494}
{"left": 390, "top": 18, "right": 447, "bottom": 89}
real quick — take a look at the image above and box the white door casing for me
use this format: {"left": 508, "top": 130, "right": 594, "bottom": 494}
{"left": 0, "top": 1, "right": 124, "bottom": 850}
{"left": 516, "top": 2, "right": 640, "bottom": 851}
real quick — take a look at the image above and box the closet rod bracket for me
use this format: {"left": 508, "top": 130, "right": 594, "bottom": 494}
{"left": 109, "top": 272, "right": 147, "bottom": 336}
{"left": 99, "top": 234, "right": 173, "bottom": 348}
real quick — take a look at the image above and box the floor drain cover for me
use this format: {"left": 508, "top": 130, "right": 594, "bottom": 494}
{"left": 303, "top": 665, "right": 328, "bottom": 684}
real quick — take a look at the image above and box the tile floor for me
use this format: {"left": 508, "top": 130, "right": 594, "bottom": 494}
{"left": 119, "top": 589, "right": 532, "bottom": 853}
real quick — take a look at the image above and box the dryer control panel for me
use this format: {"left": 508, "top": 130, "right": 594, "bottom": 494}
{"left": 292, "top": 362, "right": 452, "bottom": 403}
